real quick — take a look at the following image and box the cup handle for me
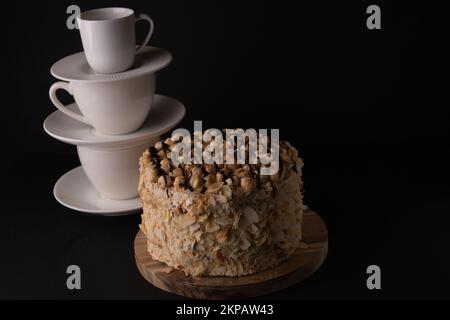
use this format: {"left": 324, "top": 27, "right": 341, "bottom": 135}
{"left": 135, "top": 14, "right": 154, "bottom": 54}
{"left": 49, "top": 82, "right": 90, "bottom": 125}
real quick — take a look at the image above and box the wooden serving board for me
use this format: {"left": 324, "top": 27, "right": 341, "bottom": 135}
{"left": 134, "top": 208, "right": 328, "bottom": 299}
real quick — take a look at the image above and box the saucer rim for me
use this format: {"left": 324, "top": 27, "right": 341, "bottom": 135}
{"left": 50, "top": 46, "right": 172, "bottom": 83}
{"left": 53, "top": 166, "right": 142, "bottom": 216}
{"left": 43, "top": 94, "right": 186, "bottom": 147}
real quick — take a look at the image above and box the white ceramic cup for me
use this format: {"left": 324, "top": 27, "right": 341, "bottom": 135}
{"left": 77, "top": 138, "right": 158, "bottom": 200}
{"left": 77, "top": 7, "right": 154, "bottom": 74}
{"left": 49, "top": 73, "right": 155, "bottom": 135}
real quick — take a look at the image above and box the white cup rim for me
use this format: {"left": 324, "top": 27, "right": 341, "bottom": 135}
{"left": 78, "top": 7, "right": 134, "bottom": 22}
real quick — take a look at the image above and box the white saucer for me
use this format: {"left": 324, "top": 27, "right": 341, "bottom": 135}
{"left": 43, "top": 95, "right": 185, "bottom": 147}
{"left": 51, "top": 46, "right": 172, "bottom": 82}
{"left": 54, "top": 166, "right": 142, "bottom": 216}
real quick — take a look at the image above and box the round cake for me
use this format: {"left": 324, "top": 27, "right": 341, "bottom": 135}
{"left": 138, "top": 136, "right": 304, "bottom": 277}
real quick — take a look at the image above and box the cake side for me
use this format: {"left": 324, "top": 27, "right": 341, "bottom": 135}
{"left": 138, "top": 139, "right": 304, "bottom": 276}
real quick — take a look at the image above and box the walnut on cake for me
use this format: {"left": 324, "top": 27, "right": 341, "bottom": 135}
{"left": 138, "top": 134, "right": 304, "bottom": 277}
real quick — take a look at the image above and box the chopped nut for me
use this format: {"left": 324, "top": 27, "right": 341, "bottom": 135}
{"left": 173, "top": 176, "right": 186, "bottom": 191}
{"left": 189, "top": 168, "right": 203, "bottom": 192}
{"left": 190, "top": 175, "right": 203, "bottom": 192}
{"left": 240, "top": 177, "right": 256, "bottom": 195}
{"left": 148, "top": 168, "right": 159, "bottom": 183}
{"left": 204, "top": 164, "right": 216, "bottom": 174}
{"left": 160, "top": 158, "right": 171, "bottom": 174}
{"left": 142, "top": 148, "right": 150, "bottom": 159}
{"left": 155, "top": 141, "right": 163, "bottom": 151}
{"left": 191, "top": 166, "right": 202, "bottom": 177}
{"left": 220, "top": 166, "right": 232, "bottom": 177}
{"left": 157, "top": 149, "right": 166, "bottom": 159}
{"left": 172, "top": 167, "right": 184, "bottom": 178}
{"left": 234, "top": 167, "right": 249, "bottom": 179}
{"left": 183, "top": 163, "right": 193, "bottom": 173}
{"left": 206, "top": 175, "right": 224, "bottom": 193}
{"left": 207, "top": 183, "right": 224, "bottom": 194}
{"left": 205, "top": 174, "right": 216, "bottom": 186}
{"left": 164, "top": 137, "right": 175, "bottom": 146}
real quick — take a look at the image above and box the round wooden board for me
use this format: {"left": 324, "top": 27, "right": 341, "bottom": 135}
{"left": 134, "top": 208, "right": 328, "bottom": 299}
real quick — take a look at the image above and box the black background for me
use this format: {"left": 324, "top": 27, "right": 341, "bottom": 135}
{"left": 0, "top": 0, "right": 449, "bottom": 300}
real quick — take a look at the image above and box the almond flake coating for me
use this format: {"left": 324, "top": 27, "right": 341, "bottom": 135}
{"left": 139, "top": 138, "right": 304, "bottom": 276}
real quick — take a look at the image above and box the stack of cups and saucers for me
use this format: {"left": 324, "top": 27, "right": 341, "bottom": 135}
{"left": 44, "top": 7, "right": 185, "bottom": 216}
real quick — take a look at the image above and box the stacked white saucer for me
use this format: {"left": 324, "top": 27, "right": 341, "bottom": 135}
{"left": 44, "top": 8, "right": 185, "bottom": 216}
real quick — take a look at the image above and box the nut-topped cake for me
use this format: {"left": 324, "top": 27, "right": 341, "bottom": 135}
{"left": 138, "top": 134, "right": 304, "bottom": 276}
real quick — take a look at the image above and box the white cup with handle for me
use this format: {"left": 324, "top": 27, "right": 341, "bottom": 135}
{"left": 49, "top": 73, "right": 155, "bottom": 135}
{"left": 77, "top": 139, "right": 158, "bottom": 200}
{"left": 77, "top": 7, "right": 154, "bottom": 74}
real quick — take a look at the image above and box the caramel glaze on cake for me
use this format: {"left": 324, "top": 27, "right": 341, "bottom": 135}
{"left": 138, "top": 137, "right": 304, "bottom": 276}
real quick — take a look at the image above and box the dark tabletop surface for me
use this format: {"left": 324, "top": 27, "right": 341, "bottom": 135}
{"left": 1, "top": 0, "right": 449, "bottom": 300}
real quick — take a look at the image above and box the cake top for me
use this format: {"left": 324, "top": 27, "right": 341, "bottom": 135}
{"left": 140, "top": 134, "right": 303, "bottom": 199}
